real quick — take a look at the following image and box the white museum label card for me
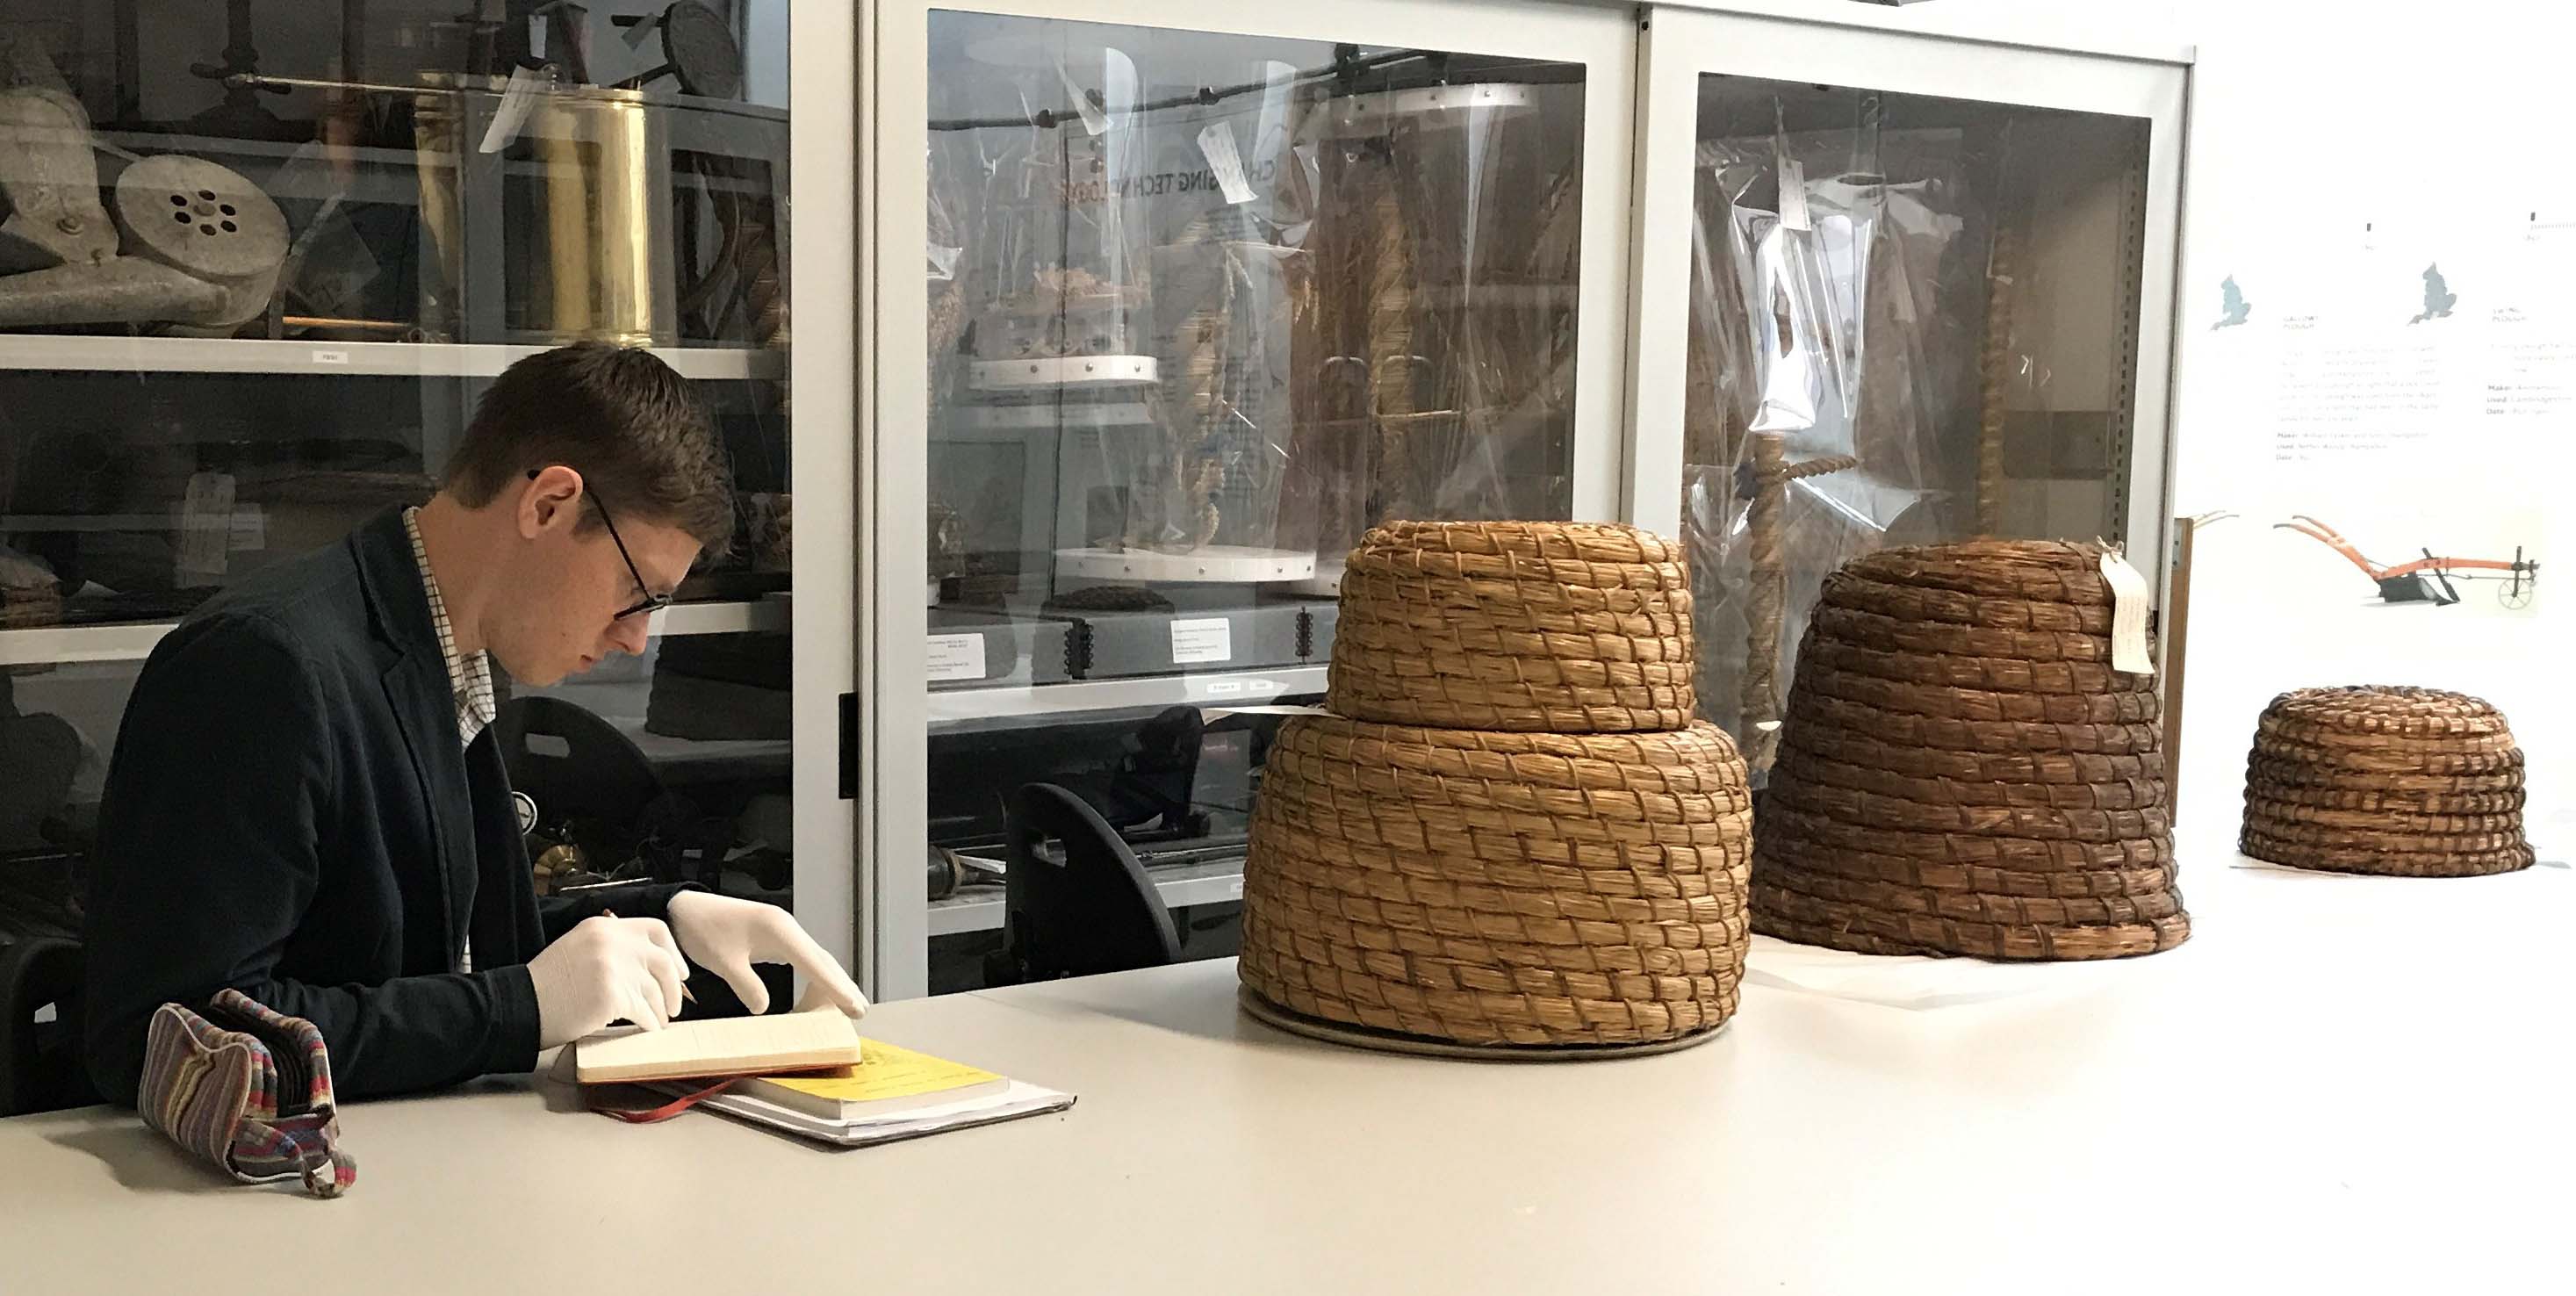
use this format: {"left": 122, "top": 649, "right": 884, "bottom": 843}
{"left": 925, "top": 633, "right": 988, "bottom": 682}
{"left": 1169, "top": 617, "right": 1234, "bottom": 665}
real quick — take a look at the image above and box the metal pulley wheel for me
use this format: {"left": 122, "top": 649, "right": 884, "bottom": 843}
{"left": 112, "top": 155, "right": 289, "bottom": 312}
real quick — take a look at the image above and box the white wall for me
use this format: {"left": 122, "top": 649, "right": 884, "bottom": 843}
{"left": 1875, "top": 1, "right": 2576, "bottom": 847}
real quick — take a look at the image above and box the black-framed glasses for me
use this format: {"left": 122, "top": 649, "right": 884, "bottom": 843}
{"left": 528, "top": 468, "right": 671, "bottom": 621}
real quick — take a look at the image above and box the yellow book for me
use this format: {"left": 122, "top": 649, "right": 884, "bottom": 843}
{"left": 735, "top": 1040, "right": 1011, "bottom": 1121}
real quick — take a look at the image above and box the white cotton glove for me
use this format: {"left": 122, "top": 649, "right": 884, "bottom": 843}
{"left": 527, "top": 914, "right": 692, "bottom": 1049}
{"left": 666, "top": 891, "right": 869, "bottom": 1018}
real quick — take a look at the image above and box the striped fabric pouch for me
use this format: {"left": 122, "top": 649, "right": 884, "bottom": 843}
{"left": 138, "top": 990, "right": 356, "bottom": 1199}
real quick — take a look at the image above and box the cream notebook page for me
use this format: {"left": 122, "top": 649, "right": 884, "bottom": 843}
{"left": 572, "top": 1009, "right": 864, "bottom": 1084}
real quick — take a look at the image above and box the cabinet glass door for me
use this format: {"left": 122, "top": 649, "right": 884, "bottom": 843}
{"left": 1629, "top": 7, "right": 2188, "bottom": 775}
{"left": 895, "top": 2, "right": 1631, "bottom": 994}
{"left": 0, "top": 5, "right": 816, "bottom": 973}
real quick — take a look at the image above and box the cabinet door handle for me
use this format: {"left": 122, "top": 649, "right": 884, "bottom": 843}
{"left": 837, "top": 692, "right": 856, "bottom": 800}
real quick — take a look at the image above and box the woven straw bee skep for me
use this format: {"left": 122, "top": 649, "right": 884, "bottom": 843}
{"left": 2240, "top": 687, "right": 2535, "bottom": 877}
{"left": 1326, "top": 521, "right": 1696, "bottom": 734}
{"left": 1246, "top": 521, "right": 1752, "bottom": 1053}
{"left": 1240, "top": 716, "right": 1752, "bottom": 1048}
{"left": 1752, "top": 540, "right": 2191, "bottom": 961}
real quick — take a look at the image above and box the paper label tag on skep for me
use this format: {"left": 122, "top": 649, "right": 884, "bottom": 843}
{"left": 2099, "top": 550, "right": 2155, "bottom": 676}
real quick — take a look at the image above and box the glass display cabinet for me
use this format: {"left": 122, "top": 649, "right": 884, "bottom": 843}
{"left": 0, "top": 4, "right": 824, "bottom": 978}
{"left": 863, "top": 0, "right": 1640, "bottom": 996}
{"left": 861, "top": 1, "right": 2189, "bottom": 994}
{"left": 1625, "top": 2, "right": 2189, "bottom": 777}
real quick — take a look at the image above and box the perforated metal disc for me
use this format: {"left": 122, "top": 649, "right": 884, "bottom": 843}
{"left": 112, "top": 155, "right": 289, "bottom": 281}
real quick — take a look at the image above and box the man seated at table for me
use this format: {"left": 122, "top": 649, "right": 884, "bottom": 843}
{"left": 82, "top": 344, "right": 864, "bottom": 1105}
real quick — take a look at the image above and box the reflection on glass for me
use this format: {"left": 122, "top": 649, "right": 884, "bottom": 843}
{"left": 1680, "top": 76, "right": 2150, "bottom": 772}
{"left": 920, "top": 13, "right": 1592, "bottom": 983}
{"left": 512, "top": 632, "right": 793, "bottom": 904}
{"left": 1, "top": 372, "right": 440, "bottom": 628}
{"left": 1, "top": 659, "right": 124, "bottom": 942}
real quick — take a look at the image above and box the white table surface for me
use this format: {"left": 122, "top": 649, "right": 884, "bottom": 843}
{"left": 4, "top": 846, "right": 2569, "bottom": 1295}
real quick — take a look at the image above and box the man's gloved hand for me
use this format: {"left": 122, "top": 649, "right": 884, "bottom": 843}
{"left": 527, "top": 914, "right": 691, "bottom": 1049}
{"left": 666, "top": 891, "right": 869, "bottom": 1018}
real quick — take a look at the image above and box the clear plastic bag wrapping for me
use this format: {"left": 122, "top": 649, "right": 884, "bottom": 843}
{"left": 1684, "top": 85, "right": 2148, "bottom": 773}
{"left": 924, "top": 25, "right": 1587, "bottom": 587}
{"left": 1270, "top": 77, "right": 1587, "bottom": 568}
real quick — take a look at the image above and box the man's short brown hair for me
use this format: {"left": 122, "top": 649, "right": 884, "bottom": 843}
{"left": 442, "top": 343, "right": 733, "bottom": 552}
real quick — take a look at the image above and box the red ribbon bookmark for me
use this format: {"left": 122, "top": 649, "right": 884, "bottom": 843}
{"left": 593, "top": 1077, "right": 743, "bottom": 1124}
{"left": 586, "top": 1064, "right": 842, "bottom": 1124}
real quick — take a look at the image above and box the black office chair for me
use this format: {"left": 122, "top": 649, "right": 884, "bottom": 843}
{"left": 988, "top": 782, "right": 1182, "bottom": 985}
{"left": 1, "top": 936, "right": 97, "bottom": 1116}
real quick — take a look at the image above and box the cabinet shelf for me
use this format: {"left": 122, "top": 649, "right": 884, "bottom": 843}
{"left": 0, "top": 596, "right": 787, "bottom": 667}
{"left": 926, "top": 666, "right": 1328, "bottom": 732}
{"left": 926, "top": 855, "right": 1246, "bottom": 937}
{"left": 4, "top": 607, "right": 1332, "bottom": 715}
{"left": 0, "top": 336, "right": 784, "bottom": 380}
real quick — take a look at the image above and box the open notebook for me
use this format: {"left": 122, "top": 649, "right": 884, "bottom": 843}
{"left": 571, "top": 1009, "right": 866, "bottom": 1084}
